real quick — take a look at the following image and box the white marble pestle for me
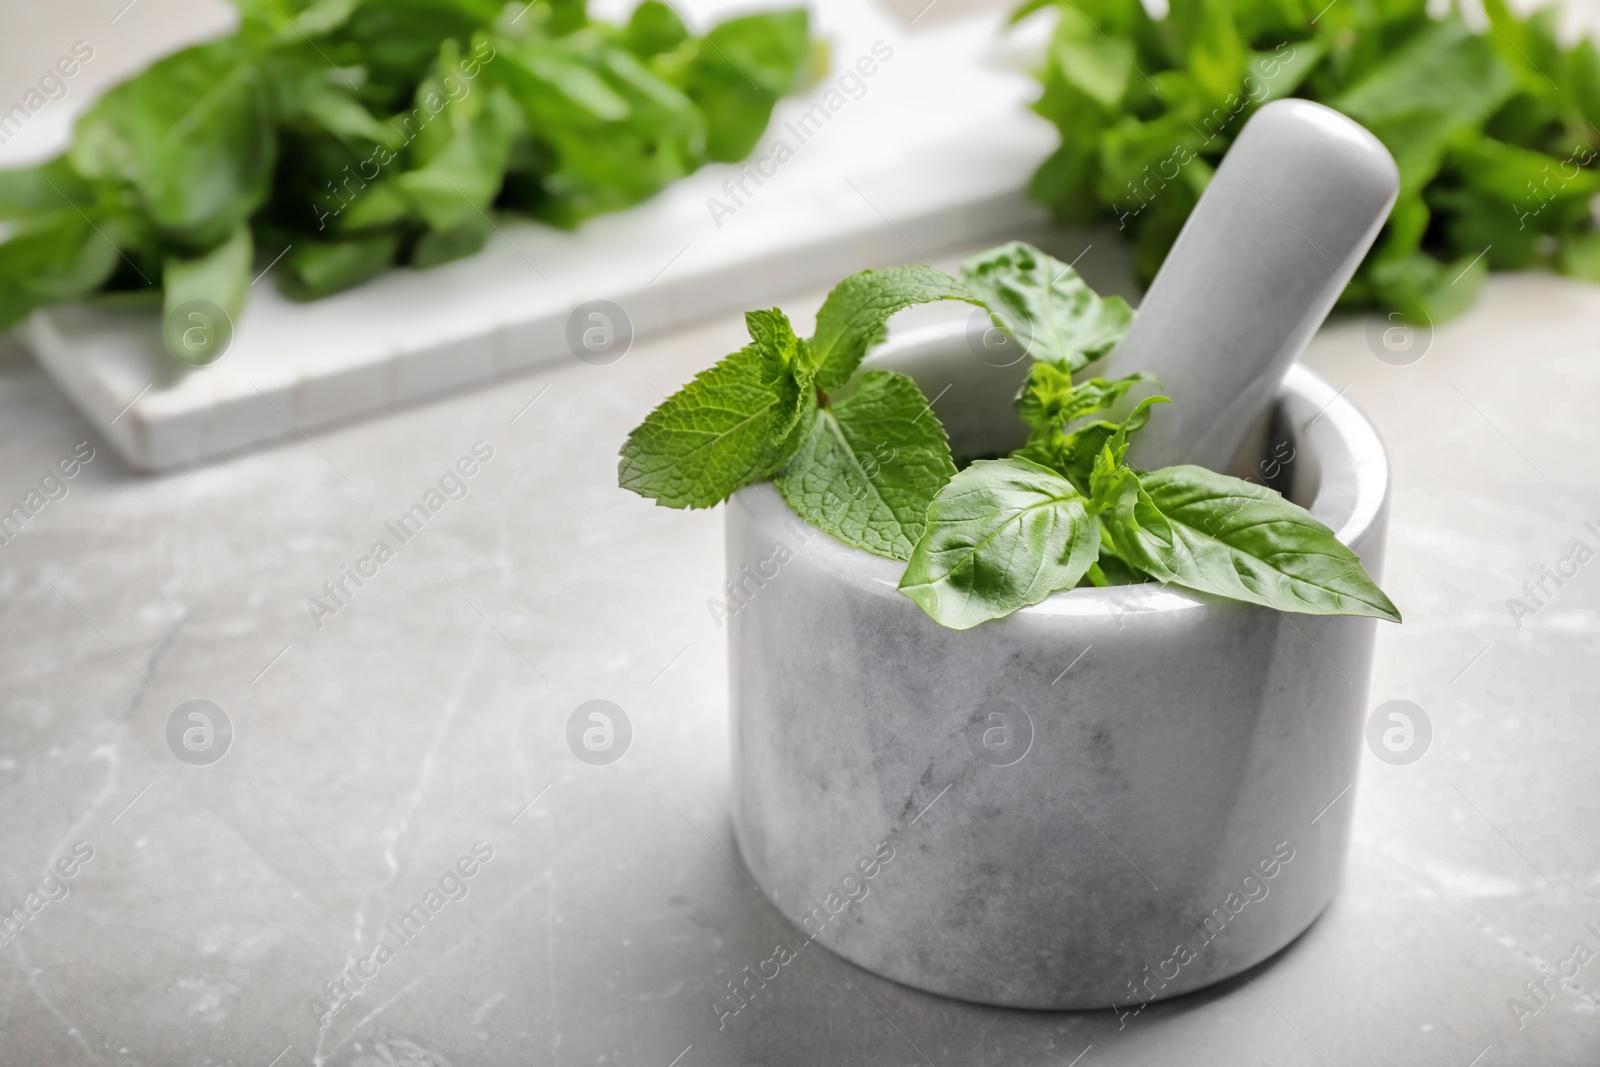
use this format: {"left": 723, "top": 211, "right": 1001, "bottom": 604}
{"left": 1099, "top": 98, "right": 1399, "bottom": 473}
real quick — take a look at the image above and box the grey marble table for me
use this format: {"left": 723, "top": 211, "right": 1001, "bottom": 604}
{"left": 2, "top": 225, "right": 1599, "bottom": 1067}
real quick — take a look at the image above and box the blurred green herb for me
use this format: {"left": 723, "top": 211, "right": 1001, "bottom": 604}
{"left": 1015, "top": 0, "right": 1600, "bottom": 323}
{"left": 0, "top": 0, "right": 820, "bottom": 359}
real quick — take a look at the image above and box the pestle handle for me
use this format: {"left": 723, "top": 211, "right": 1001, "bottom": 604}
{"left": 1100, "top": 99, "right": 1399, "bottom": 473}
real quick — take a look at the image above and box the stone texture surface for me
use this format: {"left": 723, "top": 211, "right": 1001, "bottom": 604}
{"left": 727, "top": 339, "right": 1388, "bottom": 1008}
{"left": 0, "top": 237, "right": 1597, "bottom": 1065}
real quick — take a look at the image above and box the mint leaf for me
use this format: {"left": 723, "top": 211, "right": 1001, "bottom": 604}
{"left": 775, "top": 370, "right": 955, "bottom": 560}
{"left": 960, "top": 242, "right": 1132, "bottom": 372}
{"left": 620, "top": 337, "right": 811, "bottom": 510}
{"left": 744, "top": 307, "right": 811, "bottom": 440}
{"left": 807, "top": 265, "right": 987, "bottom": 390}
{"left": 1100, "top": 464, "right": 1401, "bottom": 621}
{"left": 899, "top": 457, "right": 1100, "bottom": 629}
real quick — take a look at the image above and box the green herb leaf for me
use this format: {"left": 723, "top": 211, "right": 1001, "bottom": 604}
{"left": 614, "top": 337, "right": 812, "bottom": 511}
{"left": 898, "top": 456, "right": 1100, "bottom": 629}
{"left": 1016, "top": 364, "right": 1156, "bottom": 437}
{"left": 684, "top": 9, "right": 812, "bottom": 162}
{"left": 621, "top": 1, "right": 690, "bottom": 57}
{"left": 959, "top": 242, "right": 1132, "bottom": 372}
{"left": 71, "top": 38, "right": 276, "bottom": 248}
{"left": 0, "top": 214, "right": 120, "bottom": 330}
{"left": 0, "top": 0, "right": 818, "bottom": 345}
{"left": 1019, "top": 0, "right": 1600, "bottom": 320}
{"left": 1100, "top": 464, "right": 1401, "bottom": 621}
{"left": 396, "top": 45, "right": 519, "bottom": 233}
{"left": 807, "top": 265, "right": 987, "bottom": 390}
{"left": 775, "top": 369, "right": 955, "bottom": 561}
{"left": 162, "top": 221, "right": 252, "bottom": 362}
{"left": 1088, "top": 395, "right": 1168, "bottom": 507}
{"left": 279, "top": 234, "right": 402, "bottom": 300}
{"left": 1021, "top": 390, "right": 1165, "bottom": 493}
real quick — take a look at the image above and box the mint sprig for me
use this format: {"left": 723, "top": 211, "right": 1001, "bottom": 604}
{"left": 618, "top": 241, "right": 1400, "bottom": 629}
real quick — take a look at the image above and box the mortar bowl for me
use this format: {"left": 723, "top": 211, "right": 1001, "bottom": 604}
{"left": 725, "top": 321, "right": 1389, "bottom": 1010}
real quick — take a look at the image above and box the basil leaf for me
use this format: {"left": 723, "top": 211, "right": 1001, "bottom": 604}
{"left": 684, "top": 9, "right": 813, "bottom": 162}
{"left": 396, "top": 47, "right": 519, "bottom": 233}
{"left": 807, "top": 265, "right": 988, "bottom": 391}
{"left": 1101, "top": 464, "right": 1400, "bottom": 621}
{"left": 960, "top": 242, "right": 1132, "bottom": 372}
{"left": 162, "top": 221, "right": 252, "bottom": 362}
{"left": 0, "top": 213, "right": 120, "bottom": 330}
{"left": 776, "top": 370, "right": 955, "bottom": 561}
{"left": 621, "top": 2, "right": 690, "bottom": 58}
{"left": 71, "top": 38, "right": 275, "bottom": 248}
{"left": 1021, "top": 391, "right": 1165, "bottom": 494}
{"left": 1088, "top": 395, "right": 1168, "bottom": 507}
{"left": 280, "top": 234, "right": 402, "bottom": 300}
{"left": 898, "top": 457, "right": 1100, "bottom": 629}
{"left": 0, "top": 0, "right": 817, "bottom": 332}
{"left": 1016, "top": 363, "right": 1156, "bottom": 437}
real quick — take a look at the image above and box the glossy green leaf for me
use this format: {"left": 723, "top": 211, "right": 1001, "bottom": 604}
{"left": 899, "top": 457, "right": 1100, "bottom": 629}
{"left": 1101, "top": 464, "right": 1401, "bottom": 621}
{"left": 71, "top": 38, "right": 276, "bottom": 247}
{"left": 0, "top": 213, "right": 120, "bottom": 330}
{"left": 163, "top": 221, "right": 252, "bottom": 362}
{"left": 1017, "top": 364, "right": 1156, "bottom": 437}
{"left": 684, "top": 9, "right": 812, "bottom": 161}
{"left": 279, "top": 234, "right": 401, "bottom": 300}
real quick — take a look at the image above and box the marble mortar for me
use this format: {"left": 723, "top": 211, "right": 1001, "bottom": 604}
{"left": 725, "top": 322, "right": 1390, "bottom": 1009}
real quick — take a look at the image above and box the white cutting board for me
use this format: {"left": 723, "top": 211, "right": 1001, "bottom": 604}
{"left": 16, "top": 0, "right": 1054, "bottom": 471}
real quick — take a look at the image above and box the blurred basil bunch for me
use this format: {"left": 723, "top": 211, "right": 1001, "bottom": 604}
{"left": 0, "top": 0, "right": 818, "bottom": 353}
{"left": 1017, "top": 0, "right": 1600, "bottom": 322}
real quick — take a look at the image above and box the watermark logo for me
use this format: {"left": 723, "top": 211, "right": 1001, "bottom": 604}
{"left": 0, "top": 40, "right": 94, "bottom": 147}
{"left": 566, "top": 300, "right": 633, "bottom": 366}
{"left": 567, "top": 700, "right": 631, "bottom": 765}
{"left": 0, "top": 442, "right": 95, "bottom": 548}
{"left": 965, "top": 306, "right": 1029, "bottom": 367}
{"left": 965, "top": 699, "right": 1033, "bottom": 767}
{"left": 1365, "top": 307, "right": 1433, "bottom": 366}
{"left": 166, "top": 700, "right": 232, "bottom": 766}
{"left": 163, "top": 299, "right": 234, "bottom": 366}
{"left": 1366, "top": 699, "right": 1430, "bottom": 765}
